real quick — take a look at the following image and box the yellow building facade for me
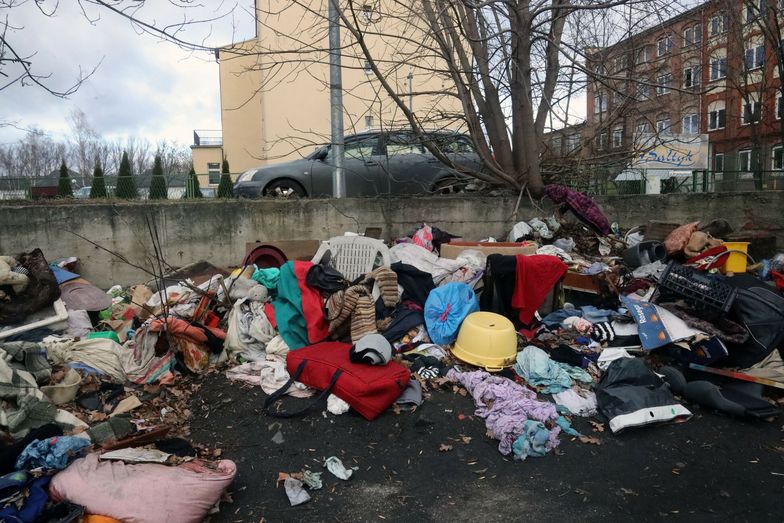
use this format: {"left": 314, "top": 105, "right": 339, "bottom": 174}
{"left": 191, "top": 0, "right": 459, "bottom": 187}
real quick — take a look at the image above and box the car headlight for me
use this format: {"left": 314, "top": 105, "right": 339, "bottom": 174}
{"left": 236, "top": 168, "right": 257, "bottom": 184}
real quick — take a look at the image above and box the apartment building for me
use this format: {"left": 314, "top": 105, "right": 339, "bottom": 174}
{"left": 548, "top": 0, "right": 784, "bottom": 189}
{"left": 191, "top": 0, "right": 458, "bottom": 187}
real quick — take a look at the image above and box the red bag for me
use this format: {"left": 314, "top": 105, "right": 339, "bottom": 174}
{"left": 263, "top": 342, "right": 410, "bottom": 420}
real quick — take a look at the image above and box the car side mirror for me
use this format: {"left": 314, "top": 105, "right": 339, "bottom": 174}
{"left": 314, "top": 149, "right": 328, "bottom": 161}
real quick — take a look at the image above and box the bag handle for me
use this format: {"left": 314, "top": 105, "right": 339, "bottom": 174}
{"left": 263, "top": 360, "right": 344, "bottom": 418}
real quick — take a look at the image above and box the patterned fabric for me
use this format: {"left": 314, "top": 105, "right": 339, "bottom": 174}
{"left": 0, "top": 342, "right": 56, "bottom": 435}
{"left": 544, "top": 184, "right": 611, "bottom": 235}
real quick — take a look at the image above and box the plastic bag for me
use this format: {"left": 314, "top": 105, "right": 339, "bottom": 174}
{"left": 507, "top": 221, "right": 532, "bottom": 242}
{"left": 424, "top": 282, "right": 479, "bottom": 345}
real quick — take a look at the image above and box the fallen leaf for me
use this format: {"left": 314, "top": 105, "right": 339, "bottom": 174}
{"left": 212, "top": 448, "right": 222, "bottom": 458}
{"left": 392, "top": 404, "right": 401, "bottom": 416}
{"left": 589, "top": 421, "right": 605, "bottom": 433}
{"left": 579, "top": 435, "right": 601, "bottom": 445}
{"left": 457, "top": 388, "right": 467, "bottom": 397}
{"left": 620, "top": 488, "right": 638, "bottom": 496}
{"left": 461, "top": 436, "right": 472, "bottom": 444}
{"left": 439, "top": 444, "right": 453, "bottom": 452}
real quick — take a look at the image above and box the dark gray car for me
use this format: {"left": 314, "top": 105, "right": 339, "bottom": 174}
{"left": 233, "top": 130, "right": 484, "bottom": 198}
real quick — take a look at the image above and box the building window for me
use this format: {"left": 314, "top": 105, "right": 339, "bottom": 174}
{"left": 207, "top": 162, "right": 221, "bottom": 184}
{"left": 743, "top": 99, "right": 762, "bottom": 124}
{"left": 656, "top": 72, "right": 672, "bottom": 95}
{"left": 638, "top": 83, "right": 651, "bottom": 100}
{"left": 773, "top": 146, "right": 784, "bottom": 170}
{"left": 683, "top": 65, "right": 701, "bottom": 88}
{"left": 745, "top": 1, "right": 762, "bottom": 24}
{"left": 683, "top": 25, "right": 702, "bottom": 46}
{"left": 638, "top": 46, "right": 654, "bottom": 63}
{"left": 682, "top": 113, "right": 699, "bottom": 134}
{"left": 613, "top": 89, "right": 626, "bottom": 106}
{"left": 363, "top": 61, "right": 372, "bottom": 75}
{"left": 594, "top": 92, "right": 607, "bottom": 114}
{"left": 739, "top": 149, "right": 753, "bottom": 172}
{"left": 612, "top": 127, "right": 624, "bottom": 148}
{"left": 777, "top": 95, "right": 783, "bottom": 119}
{"left": 364, "top": 115, "right": 374, "bottom": 129}
{"left": 635, "top": 118, "right": 653, "bottom": 135}
{"left": 709, "top": 14, "right": 727, "bottom": 36}
{"left": 361, "top": 4, "right": 374, "bottom": 24}
{"left": 745, "top": 45, "right": 765, "bottom": 70}
{"left": 656, "top": 114, "right": 671, "bottom": 134}
{"left": 657, "top": 35, "right": 673, "bottom": 57}
{"left": 615, "top": 54, "right": 629, "bottom": 72}
{"left": 710, "top": 56, "right": 727, "bottom": 80}
{"left": 566, "top": 134, "right": 580, "bottom": 152}
{"left": 714, "top": 153, "right": 725, "bottom": 172}
{"left": 551, "top": 135, "right": 562, "bottom": 154}
{"left": 597, "top": 132, "right": 608, "bottom": 150}
{"left": 708, "top": 103, "right": 726, "bottom": 130}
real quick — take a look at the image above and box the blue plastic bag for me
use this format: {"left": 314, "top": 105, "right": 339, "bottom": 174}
{"left": 424, "top": 282, "right": 479, "bottom": 345}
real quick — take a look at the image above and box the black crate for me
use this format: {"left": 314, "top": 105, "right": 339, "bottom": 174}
{"left": 657, "top": 262, "right": 736, "bottom": 314}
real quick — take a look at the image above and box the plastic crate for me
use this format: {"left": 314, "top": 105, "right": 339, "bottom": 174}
{"left": 657, "top": 262, "right": 736, "bottom": 314}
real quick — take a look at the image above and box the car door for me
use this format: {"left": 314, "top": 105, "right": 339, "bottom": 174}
{"left": 379, "top": 131, "right": 432, "bottom": 194}
{"left": 309, "top": 134, "right": 385, "bottom": 197}
{"left": 421, "top": 133, "right": 484, "bottom": 191}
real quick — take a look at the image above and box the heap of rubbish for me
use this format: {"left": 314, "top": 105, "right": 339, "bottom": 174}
{"left": 1, "top": 183, "right": 783, "bottom": 517}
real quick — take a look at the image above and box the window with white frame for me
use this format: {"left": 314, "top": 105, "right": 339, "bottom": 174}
{"left": 657, "top": 72, "right": 672, "bottom": 95}
{"left": 714, "top": 153, "right": 725, "bottom": 172}
{"left": 361, "top": 4, "right": 374, "bottom": 24}
{"left": 638, "top": 83, "right": 652, "bottom": 100}
{"left": 551, "top": 135, "right": 562, "bottom": 154}
{"left": 708, "top": 101, "right": 727, "bottom": 130}
{"left": 638, "top": 46, "right": 654, "bottom": 63}
{"left": 710, "top": 52, "right": 728, "bottom": 80}
{"left": 594, "top": 92, "right": 607, "bottom": 114}
{"left": 612, "top": 127, "right": 624, "bottom": 148}
{"left": 745, "top": 1, "right": 761, "bottom": 24}
{"left": 745, "top": 44, "right": 765, "bottom": 70}
{"left": 773, "top": 146, "right": 784, "bottom": 170}
{"left": 777, "top": 94, "right": 783, "bottom": 119}
{"left": 566, "top": 134, "right": 580, "bottom": 152}
{"left": 657, "top": 35, "right": 673, "bottom": 57}
{"left": 613, "top": 89, "right": 626, "bottom": 106}
{"left": 636, "top": 118, "right": 653, "bottom": 135}
{"left": 682, "top": 113, "right": 699, "bottom": 134}
{"left": 615, "top": 54, "right": 629, "bottom": 72}
{"left": 742, "top": 96, "right": 762, "bottom": 124}
{"left": 597, "top": 132, "right": 608, "bottom": 150}
{"left": 683, "top": 64, "right": 701, "bottom": 88}
{"left": 207, "top": 162, "right": 221, "bottom": 184}
{"left": 739, "top": 149, "right": 753, "bottom": 172}
{"left": 364, "top": 115, "right": 375, "bottom": 129}
{"left": 684, "top": 25, "right": 703, "bottom": 46}
{"left": 709, "top": 14, "right": 727, "bottom": 36}
{"left": 656, "top": 114, "right": 671, "bottom": 134}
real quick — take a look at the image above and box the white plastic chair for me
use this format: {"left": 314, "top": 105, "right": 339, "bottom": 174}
{"left": 311, "top": 236, "right": 391, "bottom": 281}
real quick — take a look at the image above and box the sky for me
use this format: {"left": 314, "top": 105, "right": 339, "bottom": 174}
{"left": 0, "top": 1, "right": 256, "bottom": 146}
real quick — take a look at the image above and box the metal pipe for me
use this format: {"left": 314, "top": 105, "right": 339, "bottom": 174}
{"left": 328, "top": 0, "right": 346, "bottom": 198}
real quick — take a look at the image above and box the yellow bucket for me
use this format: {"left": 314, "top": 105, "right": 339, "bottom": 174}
{"left": 721, "top": 242, "right": 750, "bottom": 274}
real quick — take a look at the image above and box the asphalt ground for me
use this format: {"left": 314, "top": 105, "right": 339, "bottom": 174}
{"left": 191, "top": 372, "right": 784, "bottom": 523}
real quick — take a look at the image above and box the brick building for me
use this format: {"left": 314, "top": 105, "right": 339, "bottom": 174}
{"left": 548, "top": 0, "right": 784, "bottom": 190}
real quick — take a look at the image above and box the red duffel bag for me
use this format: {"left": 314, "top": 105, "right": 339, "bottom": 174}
{"left": 263, "top": 342, "right": 410, "bottom": 421}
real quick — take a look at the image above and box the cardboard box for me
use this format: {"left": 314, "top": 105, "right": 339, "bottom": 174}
{"left": 440, "top": 241, "right": 538, "bottom": 259}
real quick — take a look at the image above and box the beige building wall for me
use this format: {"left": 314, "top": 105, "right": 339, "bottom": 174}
{"left": 194, "top": 0, "right": 462, "bottom": 177}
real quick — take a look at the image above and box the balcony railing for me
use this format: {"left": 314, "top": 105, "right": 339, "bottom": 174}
{"left": 193, "top": 130, "right": 223, "bottom": 147}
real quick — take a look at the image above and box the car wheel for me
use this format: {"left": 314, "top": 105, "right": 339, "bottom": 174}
{"left": 264, "top": 180, "right": 306, "bottom": 198}
{"left": 431, "top": 177, "right": 467, "bottom": 195}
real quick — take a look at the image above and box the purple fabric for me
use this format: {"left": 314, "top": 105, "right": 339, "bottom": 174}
{"left": 448, "top": 369, "right": 561, "bottom": 455}
{"left": 544, "top": 184, "right": 611, "bottom": 235}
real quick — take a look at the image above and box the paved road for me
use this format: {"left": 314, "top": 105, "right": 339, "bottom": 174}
{"left": 190, "top": 374, "right": 784, "bottom": 523}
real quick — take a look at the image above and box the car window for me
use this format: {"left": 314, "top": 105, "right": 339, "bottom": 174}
{"left": 386, "top": 133, "right": 425, "bottom": 155}
{"left": 327, "top": 136, "right": 379, "bottom": 160}
{"left": 431, "top": 134, "right": 475, "bottom": 153}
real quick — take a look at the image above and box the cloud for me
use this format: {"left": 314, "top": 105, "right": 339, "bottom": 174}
{"left": 0, "top": 2, "right": 252, "bottom": 145}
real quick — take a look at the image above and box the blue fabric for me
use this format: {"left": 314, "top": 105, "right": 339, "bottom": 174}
{"left": 514, "top": 346, "right": 573, "bottom": 394}
{"left": 0, "top": 476, "right": 50, "bottom": 523}
{"left": 15, "top": 436, "right": 90, "bottom": 471}
{"left": 555, "top": 415, "right": 581, "bottom": 437}
{"left": 48, "top": 265, "right": 80, "bottom": 284}
{"left": 541, "top": 305, "right": 619, "bottom": 329}
{"left": 556, "top": 362, "right": 593, "bottom": 384}
{"left": 424, "top": 282, "right": 479, "bottom": 345}
{"left": 511, "top": 420, "right": 551, "bottom": 460}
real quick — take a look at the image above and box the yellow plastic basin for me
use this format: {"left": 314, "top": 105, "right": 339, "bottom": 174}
{"left": 721, "top": 242, "right": 750, "bottom": 274}
{"left": 451, "top": 312, "right": 517, "bottom": 372}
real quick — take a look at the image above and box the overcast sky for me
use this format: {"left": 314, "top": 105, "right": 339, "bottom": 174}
{"left": 0, "top": 1, "right": 255, "bottom": 146}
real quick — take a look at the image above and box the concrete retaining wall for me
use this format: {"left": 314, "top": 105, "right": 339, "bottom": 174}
{"left": 1, "top": 192, "right": 782, "bottom": 287}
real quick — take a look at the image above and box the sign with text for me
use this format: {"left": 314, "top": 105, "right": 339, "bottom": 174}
{"left": 633, "top": 134, "right": 708, "bottom": 170}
